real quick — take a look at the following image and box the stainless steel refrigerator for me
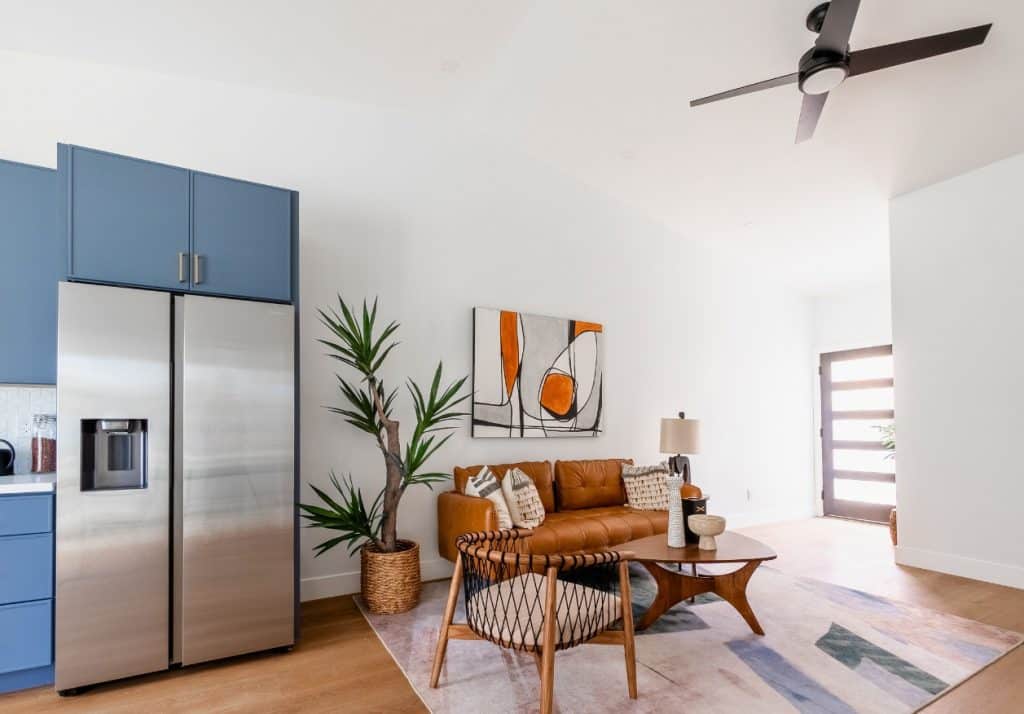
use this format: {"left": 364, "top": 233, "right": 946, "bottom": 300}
{"left": 55, "top": 281, "right": 295, "bottom": 692}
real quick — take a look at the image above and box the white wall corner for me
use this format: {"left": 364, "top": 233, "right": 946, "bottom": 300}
{"left": 300, "top": 557, "right": 455, "bottom": 602}
{"left": 895, "top": 545, "right": 1024, "bottom": 591}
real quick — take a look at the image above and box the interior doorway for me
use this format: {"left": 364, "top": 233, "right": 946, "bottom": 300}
{"left": 819, "top": 344, "right": 895, "bottom": 523}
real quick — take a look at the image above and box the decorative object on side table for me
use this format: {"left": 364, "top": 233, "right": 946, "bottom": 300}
{"left": 689, "top": 514, "right": 727, "bottom": 550}
{"left": 300, "top": 297, "right": 469, "bottom": 615}
{"left": 683, "top": 495, "right": 709, "bottom": 545}
{"left": 665, "top": 474, "right": 686, "bottom": 547}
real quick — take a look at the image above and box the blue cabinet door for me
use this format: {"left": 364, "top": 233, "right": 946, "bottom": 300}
{"left": 191, "top": 172, "right": 292, "bottom": 301}
{"left": 0, "top": 160, "right": 61, "bottom": 385}
{"left": 0, "top": 600, "right": 52, "bottom": 675}
{"left": 62, "top": 145, "right": 190, "bottom": 291}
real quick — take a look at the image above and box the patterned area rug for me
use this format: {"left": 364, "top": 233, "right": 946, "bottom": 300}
{"left": 357, "top": 564, "right": 1022, "bottom": 713}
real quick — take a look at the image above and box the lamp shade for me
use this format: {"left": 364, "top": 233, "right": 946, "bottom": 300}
{"left": 660, "top": 417, "right": 701, "bottom": 455}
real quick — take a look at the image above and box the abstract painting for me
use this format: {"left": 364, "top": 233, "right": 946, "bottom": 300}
{"left": 472, "top": 308, "right": 603, "bottom": 438}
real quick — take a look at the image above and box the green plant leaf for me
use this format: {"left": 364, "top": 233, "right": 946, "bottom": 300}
{"left": 300, "top": 472, "right": 383, "bottom": 556}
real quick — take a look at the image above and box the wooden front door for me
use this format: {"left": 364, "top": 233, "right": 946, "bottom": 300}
{"left": 820, "top": 345, "right": 895, "bottom": 523}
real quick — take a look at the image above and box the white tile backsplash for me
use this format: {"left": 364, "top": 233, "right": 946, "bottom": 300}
{"left": 0, "top": 385, "right": 57, "bottom": 474}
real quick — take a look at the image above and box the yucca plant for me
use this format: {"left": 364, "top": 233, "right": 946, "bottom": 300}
{"left": 300, "top": 297, "right": 469, "bottom": 554}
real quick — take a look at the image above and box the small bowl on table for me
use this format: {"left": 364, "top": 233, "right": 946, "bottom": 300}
{"left": 688, "top": 514, "right": 726, "bottom": 550}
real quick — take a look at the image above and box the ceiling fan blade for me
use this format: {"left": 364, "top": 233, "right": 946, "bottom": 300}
{"left": 690, "top": 73, "right": 798, "bottom": 107}
{"left": 848, "top": 24, "right": 992, "bottom": 77}
{"left": 816, "top": 0, "right": 861, "bottom": 53}
{"left": 796, "top": 92, "right": 828, "bottom": 143}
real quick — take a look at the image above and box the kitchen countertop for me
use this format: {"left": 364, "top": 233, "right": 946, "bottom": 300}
{"left": 0, "top": 472, "right": 56, "bottom": 494}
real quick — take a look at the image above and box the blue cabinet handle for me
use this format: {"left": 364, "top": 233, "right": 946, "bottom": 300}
{"left": 178, "top": 252, "right": 188, "bottom": 283}
{"left": 193, "top": 253, "right": 203, "bottom": 284}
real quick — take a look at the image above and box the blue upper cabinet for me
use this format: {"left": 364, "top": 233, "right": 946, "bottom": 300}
{"left": 59, "top": 145, "right": 294, "bottom": 302}
{"left": 191, "top": 172, "right": 292, "bottom": 301}
{"left": 61, "top": 145, "right": 190, "bottom": 291}
{"left": 0, "top": 160, "right": 62, "bottom": 385}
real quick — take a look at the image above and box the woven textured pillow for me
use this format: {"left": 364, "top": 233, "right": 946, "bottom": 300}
{"left": 501, "top": 467, "right": 546, "bottom": 528}
{"left": 465, "top": 466, "right": 513, "bottom": 529}
{"left": 621, "top": 463, "right": 670, "bottom": 511}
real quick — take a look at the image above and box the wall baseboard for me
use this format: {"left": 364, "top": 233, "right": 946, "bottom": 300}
{"left": 895, "top": 545, "right": 1024, "bottom": 590}
{"left": 301, "top": 557, "right": 455, "bottom": 602}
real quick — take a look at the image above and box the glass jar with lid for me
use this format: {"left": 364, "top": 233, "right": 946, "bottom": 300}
{"left": 31, "top": 414, "right": 57, "bottom": 473}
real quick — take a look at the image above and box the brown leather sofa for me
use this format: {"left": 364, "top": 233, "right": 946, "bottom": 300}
{"left": 437, "top": 458, "right": 669, "bottom": 562}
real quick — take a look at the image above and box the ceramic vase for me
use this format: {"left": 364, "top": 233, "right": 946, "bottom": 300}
{"left": 666, "top": 475, "right": 685, "bottom": 548}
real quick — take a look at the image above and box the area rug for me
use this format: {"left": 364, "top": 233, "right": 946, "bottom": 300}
{"left": 356, "top": 564, "right": 1022, "bottom": 713}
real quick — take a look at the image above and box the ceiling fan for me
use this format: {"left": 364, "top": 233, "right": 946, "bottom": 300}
{"left": 690, "top": 0, "right": 992, "bottom": 142}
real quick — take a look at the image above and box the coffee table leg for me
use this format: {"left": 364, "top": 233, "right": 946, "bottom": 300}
{"left": 711, "top": 560, "right": 765, "bottom": 636}
{"left": 636, "top": 562, "right": 713, "bottom": 631}
{"left": 636, "top": 559, "right": 767, "bottom": 635}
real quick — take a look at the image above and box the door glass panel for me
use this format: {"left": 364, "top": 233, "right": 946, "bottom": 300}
{"left": 832, "top": 419, "right": 893, "bottom": 442}
{"left": 831, "top": 355, "right": 894, "bottom": 382}
{"left": 835, "top": 480, "right": 896, "bottom": 505}
{"left": 833, "top": 449, "right": 895, "bottom": 474}
{"left": 831, "top": 387, "right": 894, "bottom": 411}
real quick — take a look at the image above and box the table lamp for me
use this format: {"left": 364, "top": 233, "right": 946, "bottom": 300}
{"left": 660, "top": 412, "right": 701, "bottom": 490}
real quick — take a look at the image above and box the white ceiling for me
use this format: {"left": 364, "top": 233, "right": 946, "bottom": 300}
{"left": 4, "top": 0, "right": 1022, "bottom": 294}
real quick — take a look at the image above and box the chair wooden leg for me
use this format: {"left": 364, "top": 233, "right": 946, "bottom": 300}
{"left": 539, "top": 565, "right": 559, "bottom": 714}
{"left": 430, "top": 557, "right": 463, "bottom": 688}
{"left": 618, "top": 561, "right": 638, "bottom": 700}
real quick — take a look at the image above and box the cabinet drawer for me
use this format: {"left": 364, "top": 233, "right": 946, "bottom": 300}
{"left": 0, "top": 533, "right": 53, "bottom": 604}
{"left": 0, "top": 494, "right": 53, "bottom": 536}
{"left": 0, "top": 599, "right": 52, "bottom": 675}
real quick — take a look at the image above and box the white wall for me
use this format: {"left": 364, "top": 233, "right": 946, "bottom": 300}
{"left": 809, "top": 283, "right": 893, "bottom": 514}
{"left": 0, "top": 50, "right": 816, "bottom": 599}
{"left": 891, "top": 152, "right": 1024, "bottom": 589}
{"left": 812, "top": 284, "right": 893, "bottom": 355}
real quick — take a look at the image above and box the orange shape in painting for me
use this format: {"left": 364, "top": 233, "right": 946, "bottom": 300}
{"left": 574, "top": 321, "right": 603, "bottom": 338}
{"left": 540, "top": 373, "right": 575, "bottom": 416}
{"left": 499, "top": 311, "right": 519, "bottom": 398}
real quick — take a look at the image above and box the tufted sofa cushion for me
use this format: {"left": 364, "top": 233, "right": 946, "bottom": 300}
{"left": 521, "top": 506, "right": 668, "bottom": 555}
{"left": 554, "top": 459, "right": 632, "bottom": 510}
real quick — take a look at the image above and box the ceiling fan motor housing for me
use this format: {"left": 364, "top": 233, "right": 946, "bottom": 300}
{"left": 798, "top": 47, "right": 849, "bottom": 94}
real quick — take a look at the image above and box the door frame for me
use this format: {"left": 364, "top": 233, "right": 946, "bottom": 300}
{"left": 820, "top": 344, "right": 894, "bottom": 523}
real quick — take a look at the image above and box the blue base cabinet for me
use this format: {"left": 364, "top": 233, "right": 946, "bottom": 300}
{"left": 0, "top": 160, "right": 62, "bottom": 385}
{"left": 0, "top": 494, "right": 54, "bottom": 694}
{"left": 59, "top": 144, "right": 294, "bottom": 302}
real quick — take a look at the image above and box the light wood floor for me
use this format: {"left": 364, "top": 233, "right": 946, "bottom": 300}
{"left": 4, "top": 517, "right": 1023, "bottom": 713}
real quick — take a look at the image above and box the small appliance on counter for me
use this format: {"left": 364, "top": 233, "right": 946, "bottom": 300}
{"left": 0, "top": 438, "right": 15, "bottom": 476}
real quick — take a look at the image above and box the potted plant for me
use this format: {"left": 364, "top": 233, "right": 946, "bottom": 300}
{"left": 300, "top": 297, "right": 468, "bottom": 614}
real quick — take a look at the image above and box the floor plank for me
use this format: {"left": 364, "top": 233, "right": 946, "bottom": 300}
{"left": 3, "top": 517, "right": 1021, "bottom": 712}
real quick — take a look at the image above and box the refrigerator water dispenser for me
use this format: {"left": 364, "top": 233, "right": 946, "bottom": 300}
{"left": 81, "top": 419, "right": 148, "bottom": 490}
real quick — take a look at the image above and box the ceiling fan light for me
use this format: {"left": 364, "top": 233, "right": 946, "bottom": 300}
{"left": 800, "top": 65, "right": 848, "bottom": 95}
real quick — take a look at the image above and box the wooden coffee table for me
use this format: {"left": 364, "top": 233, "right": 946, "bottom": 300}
{"left": 619, "top": 531, "right": 777, "bottom": 635}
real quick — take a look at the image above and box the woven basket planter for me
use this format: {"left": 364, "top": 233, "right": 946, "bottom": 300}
{"left": 889, "top": 508, "right": 898, "bottom": 546}
{"left": 361, "top": 539, "right": 421, "bottom": 614}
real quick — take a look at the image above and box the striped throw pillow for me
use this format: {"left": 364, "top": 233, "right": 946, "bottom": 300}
{"left": 621, "top": 463, "right": 670, "bottom": 510}
{"left": 465, "top": 466, "right": 513, "bottom": 529}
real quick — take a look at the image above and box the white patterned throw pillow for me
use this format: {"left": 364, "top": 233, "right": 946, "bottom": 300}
{"left": 465, "top": 466, "right": 513, "bottom": 529}
{"left": 501, "top": 467, "right": 546, "bottom": 529}
{"left": 621, "top": 463, "right": 671, "bottom": 510}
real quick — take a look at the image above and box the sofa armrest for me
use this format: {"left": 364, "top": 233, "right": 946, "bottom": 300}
{"left": 437, "top": 490, "right": 496, "bottom": 562}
